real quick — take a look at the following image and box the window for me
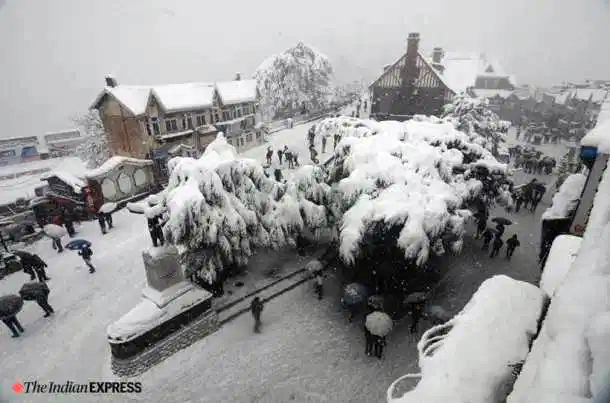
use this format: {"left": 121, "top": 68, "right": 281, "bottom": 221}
{"left": 151, "top": 117, "right": 160, "bottom": 135}
{"left": 244, "top": 103, "right": 251, "bottom": 115}
{"left": 240, "top": 138, "right": 244, "bottom": 146}
{"left": 256, "top": 132, "right": 261, "bottom": 139}
{"left": 187, "top": 117, "right": 193, "bottom": 129}
{"left": 196, "top": 114, "right": 206, "bottom": 127}
{"left": 246, "top": 133, "right": 252, "bottom": 142}
{"left": 235, "top": 105, "right": 242, "bottom": 118}
{"left": 222, "top": 111, "right": 231, "bottom": 121}
{"left": 165, "top": 118, "right": 178, "bottom": 132}
{"left": 214, "top": 111, "right": 220, "bottom": 123}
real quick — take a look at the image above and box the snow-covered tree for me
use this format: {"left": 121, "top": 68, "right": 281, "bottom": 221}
{"left": 73, "top": 110, "right": 113, "bottom": 169}
{"left": 441, "top": 96, "right": 510, "bottom": 157}
{"left": 316, "top": 116, "right": 493, "bottom": 268}
{"left": 254, "top": 42, "right": 335, "bottom": 121}
{"left": 160, "top": 133, "right": 331, "bottom": 283}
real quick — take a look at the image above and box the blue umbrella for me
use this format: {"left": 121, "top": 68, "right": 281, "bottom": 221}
{"left": 65, "top": 239, "right": 92, "bottom": 250}
{"left": 342, "top": 283, "right": 368, "bottom": 306}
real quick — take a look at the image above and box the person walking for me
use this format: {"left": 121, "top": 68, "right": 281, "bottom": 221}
{"left": 321, "top": 135, "right": 327, "bottom": 153}
{"left": 475, "top": 213, "right": 487, "bottom": 239}
{"left": 2, "top": 315, "right": 24, "bottom": 338}
{"left": 34, "top": 282, "right": 54, "bottom": 317}
{"left": 515, "top": 193, "right": 524, "bottom": 212}
{"left": 251, "top": 297, "right": 264, "bottom": 333}
{"left": 78, "top": 245, "right": 95, "bottom": 273}
{"left": 277, "top": 148, "right": 284, "bottom": 165}
{"left": 506, "top": 234, "right": 521, "bottom": 261}
{"left": 31, "top": 254, "right": 50, "bottom": 282}
{"left": 97, "top": 213, "right": 107, "bottom": 235}
{"left": 364, "top": 325, "right": 374, "bottom": 356}
{"left": 147, "top": 215, "right": 165, "bottom": 247}
{"left": 313, "top": 271, "right": 323, "bottom": 300}
{"left": 105, "top": 213, "right": 113, "bottom": 229}
{"left": 410, "top": 301, "right": 425, "bottom": 333}
{"left": 373, "top": 335, "right": 386, "bottom": 359}
{"left": 333, "top": 133, "right": 341, "bottom": 150}
{"left": 482, "top": 228, "right": 494, "bottom": 251}
{"left": 490, "top": 236, "right": 504, "bottom": 258}
{"left": 266, "top": 147, "right": 273, "bottom": 166}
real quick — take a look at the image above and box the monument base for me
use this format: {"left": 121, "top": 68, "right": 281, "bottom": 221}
{"left": 107, "top": 284, "right": 217, "bottom": 378}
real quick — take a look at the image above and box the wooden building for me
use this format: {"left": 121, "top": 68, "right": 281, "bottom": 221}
{"left": 370, "top": 33, "right": 455, "bottom": 119}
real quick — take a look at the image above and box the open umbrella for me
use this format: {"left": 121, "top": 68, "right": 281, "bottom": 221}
{"left": 98, "top": 202, "right": 117, "bottom": 214}
{"left": 404, "top": 291, "right": 428, "bottom": 304}
{"left": 342, "top": 283, "right": 368, "bottom": 306}
{"left": 365, "top": 311, "right": 393, "bottom": 337}
{"left": 491, "top": 217, "right": 513, "bottom": 226}
{"left": 126, "top": 202, "right": 145, "bottom": 214}
{"left": 19, "top": 282, "right": 50, "bottom": 301}
{"left": 65, "top": 238, "right": 92, "bottom": 251}
{"left": 0, "top": 295, "right": 24, "bottom": 320}
{"left": 305, "top": 259, "right": 323, "bottom": 273}
{"left": 43, "top": 224, "right": 67, "bottom": 239}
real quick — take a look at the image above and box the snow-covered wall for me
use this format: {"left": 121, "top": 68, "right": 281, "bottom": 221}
{"left": 508, "top": 159, "right": 610, "bottom": 402}
{"left": 541, "top": 173, "right": 587, "bottom": 220}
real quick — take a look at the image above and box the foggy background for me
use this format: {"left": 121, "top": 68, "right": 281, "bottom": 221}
{"left": 1, "top": 0, "right": 609, "bottom": 139}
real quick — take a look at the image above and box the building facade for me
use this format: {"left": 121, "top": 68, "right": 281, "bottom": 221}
{"left": 44, "top": 129, "right": 86, "bottom": 158}
{"left": 0, "top": 136, "right": 42, "bottom": 166}
{"left": 90, "top": 75, "right": 263, "bottom": 162}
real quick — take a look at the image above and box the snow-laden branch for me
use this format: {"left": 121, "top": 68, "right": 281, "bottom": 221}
{"left": 160, "top": 133, "right": 331, "bottom": 281}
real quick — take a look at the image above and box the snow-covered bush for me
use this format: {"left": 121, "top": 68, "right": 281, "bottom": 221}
{"left": 542, "top": 173, "right": 586, "bottom": 220}
{"left": 160, "top": 133, "right": 330, "bottom": 282}
{"left": 254, "top": 42, "right": 335, "bottom": 121}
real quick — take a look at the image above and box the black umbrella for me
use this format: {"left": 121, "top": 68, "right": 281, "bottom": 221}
{"left": 19, "top": 282, "right": 50, "bottom": 301}
{"left": 492, "top": 217, "right": 513, "bottom": 226}
{"left": 65, "top": 239, "right": 92, "bottom": 250}
{"left": 0, "top": 295, "right": 24, "bottom": 320}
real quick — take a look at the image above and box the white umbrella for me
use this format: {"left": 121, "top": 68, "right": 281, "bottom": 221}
{"left": 43, "top": 224, "right": 67, "bottom": 239}
{"left": 98, "top": 202, "right": 117, "bottom": 214}
{"left": 305, "top": 259, "right": 323, "bottom": 273}
{"left": 126, "top": 202, "right": 145, "bottom": 214}
{"left": 365, "top": 311, "right": 393, "bottom": 337}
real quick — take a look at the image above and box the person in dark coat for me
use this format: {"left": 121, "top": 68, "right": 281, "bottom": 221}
{"left": 78, "top": 245, "right": 95, "bottom": 273}
{"left": 277, "top": 148, "right": 284, "bottom": 165}
{"left": 97, "top": 213, "right": 107, "bottom": 235}
{"left": 321, "top": 135, "right": 327, "bottom": 153}
{"left": 33, "top": 282, "right": 54, "bottom": 317}
{"left": 373, "top": 335, "right": 386, "bottom": 359}
{"left": 251, "top": 297, "right": 264, "bottom": 333}
{"left": 105, "top": 213, "right": 113, "bottom": 229}
{"left": 313, "top": 271, "right": 323, "bottom": 300}
{"left": 17, "top": 252, "right": 50, "bottom": 281}
{"left": 482, "top": 228, "right": 494, "bottom": 251}
{"left": 265, "top": 147, "right": 273, "bottom": 166}
{"left": 364, "top": 325, "right": 374, "bottom": 356}
{"left": 475, "top": 214, "right": 487, "bottom": 239}
{"left": 147, "top": 215, "right": 165, "bottom": 247}
{"left": 515, "top": 194, "right": 524, "bottom": 212}
{"left": 63, "top": 213, "right": 76, "bottom": 237}
{"left": 31, "top": 254, "right": 50, "bottom": 282}
{"left": 410, "top": 301, "right": 425, "bottom": 333}
{"left": 333, "top": 133, "right": 341, "bottom": 150}
{"left": 495, "top": 223, "right": 506, "bottom": 238}
{"left": 2, "top": 315, "right": 24, "bottom": 338}
{"left": 490, "top": 236, "right": 504, "bottom": 258}
{"left": 506, "top": 234, "right": 521, "bottom": 260}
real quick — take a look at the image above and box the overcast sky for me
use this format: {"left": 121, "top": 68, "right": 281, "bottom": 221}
{"left": 1, "top": 0, "right": 609, "bottom": 139}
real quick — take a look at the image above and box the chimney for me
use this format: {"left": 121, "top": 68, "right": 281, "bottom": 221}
{"left": 407, "top": 32, "right": 420, "bottom": 60}
{"left": 105, "top": 75, "right": 118, "bottom": 88}
{"left": 235, "top": 72, "right": 241, "bottom": 81}
{"left": 432, "top": 47, "right": 444, "bottom": 64}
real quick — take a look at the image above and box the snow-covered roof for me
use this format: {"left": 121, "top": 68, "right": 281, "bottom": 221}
{"left": 85, "top": 156, "right": 153, "bottom": 179}
{"left": 215, "top": 80, "right": 258, "bottom": 105}
{"left": 158, "top": 129, "right": 195, "bottom": 141}
{"left": 539, "top": 235, "right": 583, "bottom": 297}
{"left": 542, "top": 173, "right": 587, "bottom": 220}
{"left": 434, "top": 53, "right": 485, "bottom": 94}
{"left": 570, "top": 88, "right": 608, "bottom": 103}
{"left": 150, "top": 83, "right": 215, "bottom": 113}
{"left": 580, "top": 98, "right": 610, "bottom": 152}
{"left": 40, "top": 171, "right": 87, "bottom": 193}
{"left": 90, "top": 85, "right": 151, "bottom": 116}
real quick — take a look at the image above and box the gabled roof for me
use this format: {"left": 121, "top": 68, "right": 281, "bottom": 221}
{"left": 90, "top": 86, "right": 150, "bottom": 117}
{"left": 437, "top": 52, "right": 485, "bottom": 94}
{"left": 150, "top": 83, "right": 215, "bottom": 113}
{"left": 215, "top": 80, "right": 258, "bottom": 105}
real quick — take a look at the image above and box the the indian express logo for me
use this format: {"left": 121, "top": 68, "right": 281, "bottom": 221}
{"left": 13, "top": 380, "right": 142, "bottom": 394}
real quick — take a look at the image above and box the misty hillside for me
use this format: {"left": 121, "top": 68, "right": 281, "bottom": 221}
{"left": 254, "top": 42, "right": 335, "bottom": 121}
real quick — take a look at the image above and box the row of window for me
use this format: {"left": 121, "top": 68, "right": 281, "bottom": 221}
{"left": 228, "top": 131, "right": 261, "bottom": 147}
{"left": 145, "top": 103, "right": 257, "bottom": 136}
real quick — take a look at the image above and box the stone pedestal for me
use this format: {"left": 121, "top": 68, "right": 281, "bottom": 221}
{"left": 107, "top": 245, "right": 218, "bottom": 377}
